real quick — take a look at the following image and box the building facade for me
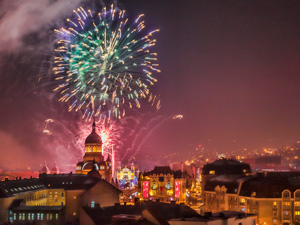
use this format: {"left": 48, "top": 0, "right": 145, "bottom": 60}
{"left": 0, "top": 173, "right": 121, "bottom": 225}
{"left": 203, "top": 171, "right": 300, "bottom": 225}
{"left": 138, "top": 166, "right": 191, "bottom": 203}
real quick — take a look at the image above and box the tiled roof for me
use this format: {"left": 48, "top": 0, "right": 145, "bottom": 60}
{"left": 202, "top": 159, "right": 251, "bottom": 175}
{"left": 0, "top": 178, "right": 45, "bottom": 198}
{"left": 240, "top": 172, "right": 300, "bottom": 198}
{"left": 83, "top": 201, "right": 199, "bottom": 225}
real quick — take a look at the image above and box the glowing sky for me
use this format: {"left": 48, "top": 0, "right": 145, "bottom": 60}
{"left": 0, "top": 0, "right": 300, "bottom": 170}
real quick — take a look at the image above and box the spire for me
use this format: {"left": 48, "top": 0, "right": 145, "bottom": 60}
{"left": 92, "top": 117, "right": 96, "bottom": 132}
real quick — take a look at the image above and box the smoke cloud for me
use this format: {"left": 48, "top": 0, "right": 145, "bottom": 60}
{"left": 0, "top": 0, "right": 83, "bottom": 52}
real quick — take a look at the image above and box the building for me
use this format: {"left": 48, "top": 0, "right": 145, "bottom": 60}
{"left": 76, "top": 121, "right": 112, "bottom": 181}
{"left": 201, "top": 158, "right": 252, "bottom": 193}
{"left": 81, "top": 200, "right": 199, "bottom": 225}
{"left": 117, "top": 160, "right": 138, "bottom": 189}
{"left": 203, "top": 171, "right": 300, "bottom": 225}
{"left": 138, "top": 166, "right": 192, "bottom": 203}
{"left": 0, "top": 172, "right": 122, "bottom": 224}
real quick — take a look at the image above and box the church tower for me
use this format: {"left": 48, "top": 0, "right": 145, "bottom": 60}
{"left": 76, "top": 121, "right": 112, "bottom": 181}
{"left": 83, "top": 120, "right": 103, "bottom": 164}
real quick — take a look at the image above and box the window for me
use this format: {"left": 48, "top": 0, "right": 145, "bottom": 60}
{"left": 37, "top": 213, "right": 40, "bottom": 220}
{"left": 152, "top": 182, "right": 157, "bottom": 190}
{"left": 47, "top": 213, "right": 49, "bottom": 220}
{"left": 74, "top": 196, "right": 77, "bottom": 199}
{"left": 273, "top": 219, "right": 277, "bottom": 224}
{"left": 73, "top": 212, "right": 76, "bottom": 216}
{"left": 296, "top": 211, "right": 300, "bottom": 215}
{"left": 61, "top": 193, "right": 64, "bottom": 197}
{"left": 41, "top": 213, "right": 44, "bottom": 220}
{"left": 50, "top": 214, "right": 53, "bottom": 220}
{"left": 209, "top": 170, "right": 215, "bottom": 175}
{"left": 13, "top": 213, "right": 16, "bottom": 220}
{"left": 283, "top": 211, "right": 289, "bottom": 216}
{"left": 240, "top": 198, "right": 245, "bottom": 203}
{"left": 31, "top": 213, "right": 35, "bottom": 220}
{"left": 296, "top": 202, "right": 300, "bottom": 206}
{"left": 28, "top": 213, "right": 31, "bottom": 220}
{"left": 22, "top": 213, "right": 25, "bottom": 220}
{"left": 91, "top": 201, "right": 95, "bottom": 208}
{"left": 283, "top": 202, "right": 290, "bottom": 206}
{"left": 253, "top": 219, "right": 256, "bottom": 225}
{"left": 56, "top": 213, "right": 58, "bottom": 220}
{"left": 166, "top": 182, "right": 171, "bottom": 190}
{"left": 19, "top": 213, "right": 22, "bottom": 220}
{"left": 283, "top": 191, "right": 290, "bottom": 198}
{"left": 273, "top": 201, "right": 277, "bottom": 206}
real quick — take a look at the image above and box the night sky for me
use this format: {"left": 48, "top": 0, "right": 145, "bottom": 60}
{"left": 0, "top": 0, "right": 300, "bottom": 170}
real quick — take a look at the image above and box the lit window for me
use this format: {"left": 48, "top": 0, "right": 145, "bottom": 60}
{"left": 91, "top": 201, "right": 95, "bottom": 208}
{"left": 13, "top": 213, "right": 16, "bottom": 220}
{"left": 295, "top": 202, "right": 300, "bottom": 206}
{"left": 22, "top": 213, "right": 25, "bottom": 220}
{"left": 56, "top": 213, "right": 58, "bottom": 220}
{"left": 28, "top": 213, "right": 31, "bottom": 220}
{"left": 46, "top": 213, "right": 49, "bottom": 220}
{"left": 32, "top": 213, "right": 35, "bottom": 220}
{"left": 273, "top": 201, "right": 277, "bottom": 206}
{"left": 296, "top": 211, "right": 300, "bottom": 215}
{"left": 74, "top": 196, "right": 77, "bottom": 199}
{"left": 41, "top": 213, "right": 44, "bottom": 220}
{"left": 240, "top": 198, "right": 245, "bottom": 203}
{"left": 73, "top": 212, "right": 76, "bottom": 216}
{"left": 50, "top": 214, "right": 53, "bottom": 220}
{"left": 209, "top": 170, "right": 215, "bottom": 175}
{"left": 37, "top": 213, "right": 40, "bottom": 220}
{"left": 19, "top": 213, "right": 22, "bottom": 220}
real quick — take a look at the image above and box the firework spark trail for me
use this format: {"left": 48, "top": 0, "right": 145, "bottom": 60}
{"left": 120, "top": 115, "right": 168, "bottom": 161}
{"left": 129, "top": 116, "right": 170, "bottom": 159}
{"left": 53, "top": 4, "right": 160, "bottom": 121}
{"left": 120, "top": 114, "right": 184, "bottom": 162}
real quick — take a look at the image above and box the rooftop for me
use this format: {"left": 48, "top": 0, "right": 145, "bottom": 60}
{"left": 0, "top": 178, "right": 45, "bottom": 198}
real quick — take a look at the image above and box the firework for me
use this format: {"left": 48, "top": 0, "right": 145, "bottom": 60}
{"left": 53, "top": 4, "right": 160, "bottom": 122}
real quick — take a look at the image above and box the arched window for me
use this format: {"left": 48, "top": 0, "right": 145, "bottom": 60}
{"left": 283, "top": 190, "right": 290, "bottom": 198}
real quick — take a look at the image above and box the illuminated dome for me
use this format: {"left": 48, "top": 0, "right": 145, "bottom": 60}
{"left": 85, "top": 121, "right": 102, "bottom": 144}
